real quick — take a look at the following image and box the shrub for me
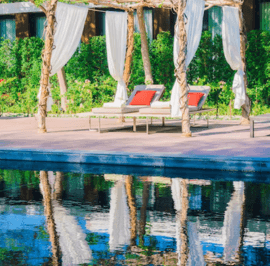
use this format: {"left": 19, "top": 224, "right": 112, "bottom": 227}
{"left": 0, "top": 30, "right": 269, "bottom": 116}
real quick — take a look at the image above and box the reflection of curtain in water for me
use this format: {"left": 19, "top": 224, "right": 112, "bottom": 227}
{"left": 41, "top": 171, "right": 92, "bottom": 265}
{"left": 109, "top": 176, "right": 130, "bottom": 251}
{"left": 222, "top": 181, "right": 245, "bottom": 264}
{"left": 171, "top": 178, "right": 205, "bottom": 266}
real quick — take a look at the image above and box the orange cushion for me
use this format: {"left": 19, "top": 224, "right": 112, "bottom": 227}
{"left": 188, "top": 92, "right": 204, "bottom": 106}
{"left": 129, "top": 90, "right": 156, "bottom": 106}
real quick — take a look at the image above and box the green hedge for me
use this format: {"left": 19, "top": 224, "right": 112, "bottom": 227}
{"left": 0, "top": 30, "right": 270, "bottom": 116}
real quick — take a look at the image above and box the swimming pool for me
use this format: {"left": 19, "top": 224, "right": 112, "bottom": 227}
{"left": 0, "top": 166, "right": 270, "bottom": 265}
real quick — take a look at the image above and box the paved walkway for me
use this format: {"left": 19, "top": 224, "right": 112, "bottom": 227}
{"left": 0, "top": 116, "right": 269, "bottom": 158}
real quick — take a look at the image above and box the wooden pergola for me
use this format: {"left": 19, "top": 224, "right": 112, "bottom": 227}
{"left": 30, "top": 0, "right": 250, "bottom": 137}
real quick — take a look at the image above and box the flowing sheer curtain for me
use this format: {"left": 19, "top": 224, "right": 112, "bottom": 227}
{"left": 171, "top": 0, "right": 205, "bottom": 117}
{"left": 222, "top": 6, "right": 246, "bottom": 109}
{"left": 37, "top": 2, "right": 88, "bottom": 111}
{"left": 222, "top": 181, "right": 245, "bottom": 263}
{"left": 104, "top": 11, "right": 128, "bottom": 108}
{"left": 50, "top": 3, "right": 88, "bottom": 76}
{"left": 109, "top": 176, "right": 130, "bottom": 251}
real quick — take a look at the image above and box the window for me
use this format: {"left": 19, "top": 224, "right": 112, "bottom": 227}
{"left": 260, "top": 2, "right": 270, "bottom": 31}
{"left": 29, "top": 13, "right": 46, "bottom": 39}
{"left": 96, "top": 8, "right": 153, "bottom": 42}
{"left": 134, "top": 8, "right": 153, "bottom": 42}
{"left": 208, "top": 7, "right": 222, "bottom": 37}
{"left": 0, "top": 15, "right": 16, "bottom": 42}
{"left": 170, "top": 10, "right": 209, "bottom": 37}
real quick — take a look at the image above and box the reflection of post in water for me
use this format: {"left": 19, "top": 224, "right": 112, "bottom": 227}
{"left": 238, "top": 184, "right": 247, "bottom": 265}
{"left": 39, "top": 171, "right": 61, "bottom": 266}
{"left": 227, "top": 182, "right": 246, "bottom": 265}
{"left": 139, "top": 181, "right": 150, "bottom": 245}
{"left": 53, "top": 172, "right": 64, "bottom": 200}
{"left": 178, "top": 179, "right": 189, "bottom": 266}
{"left": 125, "top": 175, "right": 137, "bottom": 246}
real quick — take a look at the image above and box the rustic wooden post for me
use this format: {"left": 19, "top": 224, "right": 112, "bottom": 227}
{"left": 125, "top": 175, "right": 137, "bottom": 246}
{"left": 176, "top": 0, "right": 191, "bottom": 137}
{"left": 123, "top": 11, "right": 134, "bottom": 87}
{"left": 40, "top": 171, "right": 61, "bottom": 265}
{"left": 38, "top": 0, "right": 58, "bottom": 133}
{"left": 57, "top": 68, "right": 68, "bottom": 112}
{"left": 239, "top": 5, "right": 251, "bottom": 125}
{"left": 137, "top": 7, "right": 153, "bottom": 84}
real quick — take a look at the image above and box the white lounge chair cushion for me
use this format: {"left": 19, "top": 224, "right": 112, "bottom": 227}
{"left": 92, "top": 105, "right": 149, "bottom": 114}
{"left": 103, "top": 102, "right": 126, "bottom": 108}
{"left": 151, "top": 101, "right": 170, "bottom": 109}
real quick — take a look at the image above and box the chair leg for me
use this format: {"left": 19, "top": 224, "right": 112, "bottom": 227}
{"left": 250, "top": 119, "right": 254, "bottom": 138}
{"left": 98, "top": 116, "right": 101, "bottom": 133}
{"left": 146, "top": 117, "right": 149, "bottom": 134}
{"left": 133, "top": 117, "right": 136, "bottom": 132}
{"left": 162, "top": 117, "right": 165, "bottom": 126}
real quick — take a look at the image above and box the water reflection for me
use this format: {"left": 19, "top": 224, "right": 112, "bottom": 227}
{"left": 0, "top": 169, "right": 270, "bottom": 265}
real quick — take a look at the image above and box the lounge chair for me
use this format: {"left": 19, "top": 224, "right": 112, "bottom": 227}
{"left": 136, "top": 85, "right": 214, "bottom": 133}
{"left": 89, "top": 85, "right": 165, "bottom": 132}
{"left": 139, "top": 85, "right": 211, "bottom": 115}
{"left": 92, "top": 84, "right": 165, "bottom": 115}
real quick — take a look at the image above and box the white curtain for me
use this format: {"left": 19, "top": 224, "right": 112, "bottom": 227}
{"left": 109, "top": 177, "right": 130, "bottom": 251}
{"left": 222, "top": 181, "right": 245, "bottom": 263}
{"left": 171, "top": 0, "right": 205, "bottom": 117}
{"left": 37, "top": 2, "right": 88, "bottom": 111}
{"left": 222, "top": 6, "right": 246, "bottom": 109}
{"left": 104, "top": 11, "right": 128, "bottom": 107}
{"left": 50, "top": 2, "right": 88, "bottom": 76}
{"left": 171, "top": 179, "right": 205, "bottom": 266}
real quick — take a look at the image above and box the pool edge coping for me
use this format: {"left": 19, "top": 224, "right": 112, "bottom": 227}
{"left": 0, "top": 148, "right": 269, "bottom": 173}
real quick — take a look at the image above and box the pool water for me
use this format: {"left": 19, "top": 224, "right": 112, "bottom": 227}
{"left": 0, "top": 169, "right": 270, "bottom": 265}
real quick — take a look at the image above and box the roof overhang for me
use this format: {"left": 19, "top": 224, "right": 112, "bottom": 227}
{"left": 0, "top": 2, "right": 42, "bottom": 15}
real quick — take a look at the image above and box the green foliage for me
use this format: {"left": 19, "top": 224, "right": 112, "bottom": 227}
{"left": 0, "top": 30, "right": 270, "bottom": 116}
{"left": 150, "top": 31, "right": 174, "bottom": 100}
{"left": 0, "top": 169, "right": 40, "bottom": 189}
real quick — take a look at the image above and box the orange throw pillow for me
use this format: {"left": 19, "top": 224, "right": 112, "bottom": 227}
{"left": 129, "top": 90, "right": 156, "bottom": 106}
{"left": 188, "top": 92, "right": 204, "bottom": 106}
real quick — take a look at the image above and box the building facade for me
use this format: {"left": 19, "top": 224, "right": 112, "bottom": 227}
{"left": 0, "top": 1, "right": 266, "bottom": 43}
